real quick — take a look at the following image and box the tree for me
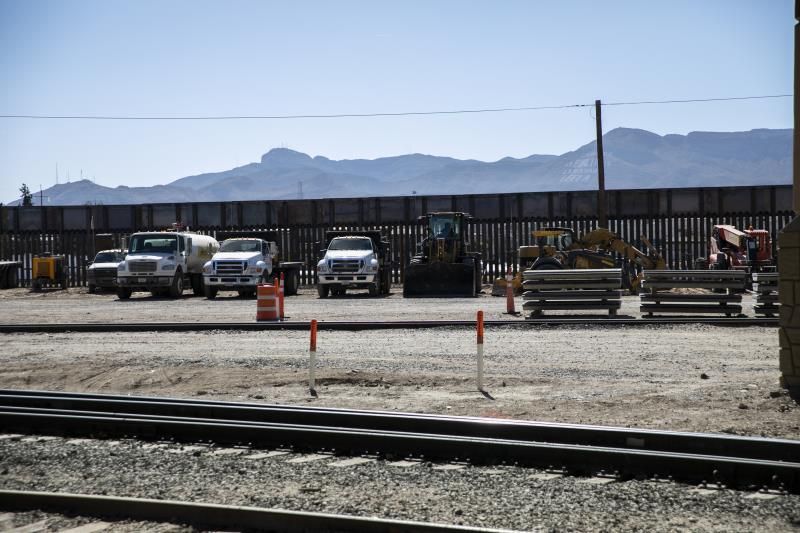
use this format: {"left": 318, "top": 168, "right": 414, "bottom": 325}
{"left": 19, "top": 184, "right": 33, "bottom": 206}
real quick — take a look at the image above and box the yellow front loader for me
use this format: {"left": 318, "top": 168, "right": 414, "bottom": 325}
{"left": 491, "top": 227, "right": 665, "bottom": 296}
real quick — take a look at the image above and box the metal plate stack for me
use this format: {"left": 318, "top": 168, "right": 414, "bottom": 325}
{"left": 640, "top": 270, "right": 746, "bottom": 317}
{"left": 752, "top": 272, "right": 779, "bottom": 317}
{"left": 522, "top": 268, "right": 622, "bottom": 318}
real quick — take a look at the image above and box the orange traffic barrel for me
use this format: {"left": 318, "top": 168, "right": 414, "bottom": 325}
{"left": 256, "top": 283, "right": 279, "bottom": 321}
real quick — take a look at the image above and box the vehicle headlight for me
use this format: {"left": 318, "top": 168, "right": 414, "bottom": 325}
{"left": 161, "top": 263, "right": 175, "bottom": 271}
{"left": 317, "top": 261, "right": 328, "bottom": 273}
{"left": 202, "top": 263, "right": 212, "bottom": 274}
{"left": 366, "top": 259, "right": 379, "bottom": 272}
{"left": 117, "top": 263, "right": 126, "bottom": 272}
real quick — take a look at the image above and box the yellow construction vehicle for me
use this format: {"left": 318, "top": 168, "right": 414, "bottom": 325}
{"left": 31, "top": 253, "right": 68, "bottom": 291}
{"left": 492, "top": 227, "right": 665, "bottom": 295}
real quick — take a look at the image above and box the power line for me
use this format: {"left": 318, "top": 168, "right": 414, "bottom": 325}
{"left": 602, "top": 94, "right": 792, "bottom": 107}
{"left": 0, "top": 94, "right": 790, "bottom": 121}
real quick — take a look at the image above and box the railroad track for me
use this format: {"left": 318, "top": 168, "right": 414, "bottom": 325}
{"left": 0, "top": 316, "right": 778, "bottom": 333}
{"left": 1, "top": 389, "right": 797, "bottom": 493}
{"left": 1, "top": 490, "right": 511, "bottom": 533}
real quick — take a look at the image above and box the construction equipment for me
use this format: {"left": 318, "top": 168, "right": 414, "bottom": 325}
{"left": 403, "top": 212, "right": 482, "bottom": 297}
{"left": 697, "top": 224, "right": 774, "bottom": 273}
{"left": 492, "top": 227, "right": 666, "bottom": 295}
{"left": 31, "top": 253, "right": 68, "bottom": 291}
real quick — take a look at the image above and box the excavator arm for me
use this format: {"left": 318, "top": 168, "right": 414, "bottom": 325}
{"left": 577, "top": 229, "right": 666, "bottom": 292}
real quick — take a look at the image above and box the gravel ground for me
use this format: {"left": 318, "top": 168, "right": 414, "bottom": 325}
{"left": 0, "top": 323, "right": 796, "bottom": 438}
{"left": 0, "top": 287, "right": 797, "bottom": 531}
{"left": 0, "top": 436, "right": 798, "bottom": 532}
{"left": 0, "top": 285, "right": 767, "bottom": 323}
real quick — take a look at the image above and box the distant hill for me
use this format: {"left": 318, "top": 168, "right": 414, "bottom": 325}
{"left": 6, "top": 127, "right": 791, "bottom": 205}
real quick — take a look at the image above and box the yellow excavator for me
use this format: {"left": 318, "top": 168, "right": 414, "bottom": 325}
{"left": 491, "top": 227, "right": 666, "bottom": 295}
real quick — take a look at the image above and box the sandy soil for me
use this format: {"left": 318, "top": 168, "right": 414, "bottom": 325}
{"left": 0, "top": 286, "right": 796, "bottom": 439}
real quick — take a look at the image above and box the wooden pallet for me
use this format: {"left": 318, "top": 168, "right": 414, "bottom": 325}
{"left": 752, "top": 272, "right": 779, "bottom": 317}
{"left": 640, "top": 270, "right": 745, "bottom": 317}
{"left": 523, "top": 269, "right": 622, "bottom": 318}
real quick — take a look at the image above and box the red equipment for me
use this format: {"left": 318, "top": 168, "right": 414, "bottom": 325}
{"left": 704, "top": 224, "right": 774, "bottom": 272}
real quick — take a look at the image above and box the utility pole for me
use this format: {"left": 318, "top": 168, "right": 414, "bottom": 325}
{"left": 595, "top": 99, "right": 607, "bottom": 229}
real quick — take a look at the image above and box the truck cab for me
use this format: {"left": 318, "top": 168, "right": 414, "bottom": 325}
{"left": 202, "top": 238, "right": 275, "bottom": 298}
{"left": 87, "top": 249, "right": 126, "bottom": 293}
{"left": 316, "top": 232, "right": 390, "bottom": 298}
{"left": 116, "top": 230, "right": 218, "bottom": 299}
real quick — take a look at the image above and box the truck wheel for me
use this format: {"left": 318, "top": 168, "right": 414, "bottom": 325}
{"left": 368, "top": 282, "right": 378, "bottom": 296}
{"left": 205, "top": 286, "right": 218, "bottom": 299}
{"left": 88, "top": 284, "right": 96, "bottom": 294}
{"left": 317, "top": 284, "right": 329, "bottom": 298}
{"left": 168, "top": 271, "right": 184, "bottom": 298}
{"left": 117, "top": 287, "right": 132, "bottom": 300}
{"left": 474, "top": 257, "right": 482, "bottom": 294}
{"left": 192, "top": 274, "right": 205, "bottom": 296}
{"left": 285, "top": 270, "right": 300, "bottom": 296}
{"left": 380, "top": 269, "right": 391, "bottom": 294}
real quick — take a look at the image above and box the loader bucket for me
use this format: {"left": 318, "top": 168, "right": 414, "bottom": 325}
{"left": 403, "top": 261, "right": 476, "bottom": 297}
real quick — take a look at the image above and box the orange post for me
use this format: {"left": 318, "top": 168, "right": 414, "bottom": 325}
{"left": 477, "top": 310, "right": 484, "bottom": 344}
{"left": 278, "top": 272, "right": 285, "bottom": 321}
{"left": 505, "top": 267, "right": 516, "bottom": 314}
{"left": 476, "top": 310, "right": 485, "bottom": 391}
{"left": 309, "top": 319, "right": 318, "bottom": 393}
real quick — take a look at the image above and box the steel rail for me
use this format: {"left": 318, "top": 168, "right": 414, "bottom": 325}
{"left": 0, "top": 490, "right": 514, "bottom": 533}
{"left": 0, "top": 393, "right": 797, "bottom": 492}
{"left": 1, "top": 409, "right": 797, "bottom": 492}
{"left": 0, "top": 317, "right": 778, "bottom": 333}
{"left": 1, "top": 390, "right": 797, "bottom": 463}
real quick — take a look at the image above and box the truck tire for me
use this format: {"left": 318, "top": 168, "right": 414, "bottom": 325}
{"left": 117, "top": 287, "right": 132, "bottom": 300}
{"left": 368, "top": 282, "right": 378, "bottom": 296}
{"left": 205, "top": 286, "right": 218, "bottom": 299}
{"left": 168, "top": 271, "right": 184, "bottom": 298}
{"left": 88, "top": 284, "right": 96, "bottom": 294}
{"left": 285, "top": 270, "right": 300, "bottom": 296}
{"left": 474, "top": 257, "right": 482, "bottom": 294}
{"left": 317, "top": 284, "right": 329, "bottom": 298}
{"left": 380, "top": 268, "right": 391, "bottom": 294}
{"left": 191, "top": 274, "right": 205, "bottom": 296}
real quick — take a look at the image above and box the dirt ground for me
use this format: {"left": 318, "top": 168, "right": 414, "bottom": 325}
{"left": 0, "top": 286, "right": 796, "bottom": 439}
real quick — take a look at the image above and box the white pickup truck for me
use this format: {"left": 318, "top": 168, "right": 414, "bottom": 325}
{"left": 117, "top": 230, "right": 218, "bottom": 299}
{"left": 315, "top": 231, "right": 391, "bottom": 298}
{"left": 202, "top": 232, "right": 303, "bottom": 298}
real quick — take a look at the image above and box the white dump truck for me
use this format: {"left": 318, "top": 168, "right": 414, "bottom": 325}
{"left": 202, "top": 231, "right": 303, "bottom": 298}
{"left": 116, "top": 229, "right": 219, "bottom": 299}
{"left": 316, "top": 231, "right": 391, "bottom": 298}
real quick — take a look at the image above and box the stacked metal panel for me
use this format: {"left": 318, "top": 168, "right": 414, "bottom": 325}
{"left": 640, "top": 270, "right": 746, "bottom": 317}
{"left": 522, "top": 268, "right": 622, "bottom": 318}
{"left": 752, "top": 272, "right": 779, "bottom": 317}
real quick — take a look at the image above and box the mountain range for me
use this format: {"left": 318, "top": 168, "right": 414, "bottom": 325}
{"left": 7, "top": 127, "right": 791, "bottom": 206}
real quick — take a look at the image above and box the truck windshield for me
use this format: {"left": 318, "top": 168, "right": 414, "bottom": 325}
{"left": 328, "top": 238, "right": 372, "bottom": 251}
{"left": 94, "top": 252, "right": 122, "bottom": 263}
{"left": 220, "top": 240, "right": 261, "bottom": 253}
{"left": 129, "top": 235, "right": 178, "bottom": 254}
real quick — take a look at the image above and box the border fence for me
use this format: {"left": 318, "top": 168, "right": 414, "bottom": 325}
{"left": 0, "top": 185, "right": 794, "bottom": 288}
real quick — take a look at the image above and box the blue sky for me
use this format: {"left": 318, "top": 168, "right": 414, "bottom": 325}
{"left": 0, "top": 0, "right": 793, "bottom": 203}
